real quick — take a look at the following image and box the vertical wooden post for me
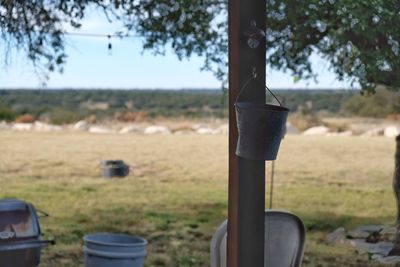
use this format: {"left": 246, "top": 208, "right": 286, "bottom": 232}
{"left": 391, "top": 135, "right": 400, "bottom": 255}
{"left": 227, "top": 0, "right": 266, "bottom": 266}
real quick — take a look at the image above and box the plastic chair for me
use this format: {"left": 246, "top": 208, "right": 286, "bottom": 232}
{"left": 210, "top": 210, "right": 306, "bottom": 267}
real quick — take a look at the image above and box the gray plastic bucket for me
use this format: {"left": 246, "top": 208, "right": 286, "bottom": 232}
{"left": 235, "top": 102, "right": 289, "bottom": 161}
{"left": 83, "top": 233, "right": 147, "bottom": 267}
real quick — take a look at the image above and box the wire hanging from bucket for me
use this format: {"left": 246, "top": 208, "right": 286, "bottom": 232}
{"left": 269, "top": 161, "right": 275, "bottom": 209}
{"left": 236, "top": 68, "right": 283, "bottom": 106}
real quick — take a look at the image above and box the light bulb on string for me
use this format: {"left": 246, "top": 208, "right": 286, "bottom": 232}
{"left": 107, "top": 35, "right": 112, "bottom": 55}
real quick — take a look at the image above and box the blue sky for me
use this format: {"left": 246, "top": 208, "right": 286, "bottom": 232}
{"left": 0, "top": 11, "right": 353, "bottom": 90}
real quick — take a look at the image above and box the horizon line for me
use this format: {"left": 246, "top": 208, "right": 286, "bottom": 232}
{"left": 0, "top": 87, "right": 359, "bottom": 91}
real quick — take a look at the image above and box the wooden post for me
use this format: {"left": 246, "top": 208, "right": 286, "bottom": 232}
{"left": 391, "top": 135, "right": 400, "bottom": 255}
{"left": 227, "top": 0, "right": 266, "bottom": 266}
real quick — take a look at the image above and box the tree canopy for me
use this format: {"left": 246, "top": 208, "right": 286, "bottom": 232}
{"left": 266, "top": 0, "right": 400, "bottom": 92}
{"left": 1, "top": 0, "right": 399, "bottom": 92}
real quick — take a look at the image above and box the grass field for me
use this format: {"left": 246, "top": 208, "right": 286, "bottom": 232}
{"left": 0, "top": 131, "right": 397, "bottom": 266}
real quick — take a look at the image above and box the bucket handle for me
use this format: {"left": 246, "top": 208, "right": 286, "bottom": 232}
{"left": 236, "top": 75, "right": 282, "bottom": 106}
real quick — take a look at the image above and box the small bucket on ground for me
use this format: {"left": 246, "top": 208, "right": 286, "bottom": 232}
{"left": 235, "top": 78, "right": 289, "bottom": 161}
{"left": 101, "top": 160, "right": 130, "bottom": 178}
{"left": 83, "top": 233, "right": 147, "bottom": 267}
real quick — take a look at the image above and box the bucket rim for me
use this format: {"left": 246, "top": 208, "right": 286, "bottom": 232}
{"left": 84, "top": 233, "right": 148, "bottom": 247}
{"left": 235, "top": 101, "right": 289, "bottom": 112}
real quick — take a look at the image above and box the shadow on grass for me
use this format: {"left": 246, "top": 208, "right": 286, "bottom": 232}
{"left": 297, "top": 211, "right": 395, "bottom": 232}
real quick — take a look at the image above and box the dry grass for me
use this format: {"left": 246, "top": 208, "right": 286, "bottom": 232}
{"left": 0, "top": 131, "right": 397, "bottom": 266}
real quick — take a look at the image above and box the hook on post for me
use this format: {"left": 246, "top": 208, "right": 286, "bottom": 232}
{"left": 252, "top": 67, "right": 257, "bottom": 79}
{"left": 244, "top": 20, "right": 266, "bottom": 49}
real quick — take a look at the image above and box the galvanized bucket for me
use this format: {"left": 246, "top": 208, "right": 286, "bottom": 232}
{"left": 235, "top": 78, "right": 289, "bottom": 161}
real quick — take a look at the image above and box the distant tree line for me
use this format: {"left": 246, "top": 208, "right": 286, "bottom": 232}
{"left": 0, "top": 89, "right": 229, "bottom": 123}
{"left": 0, "top": 89, "right": 398, "bottom": 124}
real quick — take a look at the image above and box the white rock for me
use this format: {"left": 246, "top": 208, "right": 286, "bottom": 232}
{"left": 73, "top": 120, "right": 89, "bottom": 131}
{"left": 119, "top": 125, "right": 142, "bottom": 134}
{"left": 0, "top": 122, "right": 10, "bottom": 130}
{"left": 380, "top": 227, "right": 397, "bottom": 236}
{"left": 51, "top": 125, "right": 63, "bottom": 131}
{"left": 356, "top": 225, "right": 384, "bottom": 233}
{"left": 376, "top": 255, "right": 400, "bottom": 264}
{"left": 285, "top": 122, "right": 300, "bottom": 135}
{"left": 33, "top": 121, "right": 47, "bottom": 130}
{"left": 197, "top": 127, "right": 220, "bottom": 135}
{"left": 326, "top": 227, "right": 347, "bottom": 244}
{"left": 347, "top": 229, "right": 370, "bottom": 239}
{"left": 144, "top": 126, "right": 171, "bottom": 135}
{"left": 89, "top": 126, "right": 114, "bottom": 134}
{"left": 349, "top": 239, "right": 374, "bottom": 254}
{"left": 361, "top": 128, "right": 384, "bottom": 137}
{"left": 350, "top": 240, "right": 393, "bottom": 255}
{"left": 12, "top": 123, "right": 33, "bottom": 131}
{"left": 384, "top": 126, "right": 400, "bottom": 138}
{"left": 326, "top": 131, "right": 353, "bottom": 137}
{"left": 192, "top": 124, "right": 208, "bottom": 130}
{"left": 302, "top": 126, "right": 330, "bottom": 136}
{"left": 371, "top": 254, "right": 384, "bottom": 260}
{"left": 34, "top": 121, "right": 62, "bottom": 132}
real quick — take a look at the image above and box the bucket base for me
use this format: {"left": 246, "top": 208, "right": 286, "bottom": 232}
{"left": 84, "top": 254, "right": 145, "bottom": 267}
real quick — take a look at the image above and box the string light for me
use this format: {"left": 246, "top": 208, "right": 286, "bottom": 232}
{"left": 108, "top": 35, "right": 112, "bottom": 55}
{"left": 65, "top": 31, "right": 141, "bottom": 54}
{"left": 65, "top": 32, "right": 140, "bottom": 38}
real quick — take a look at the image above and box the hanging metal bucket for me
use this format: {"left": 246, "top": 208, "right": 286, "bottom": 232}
{"left": 235, "top": 78, "right": 289, "bottom": 161}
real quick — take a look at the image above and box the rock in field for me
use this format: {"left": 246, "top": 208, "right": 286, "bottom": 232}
{"left": 376, "top": 255, "right": 400, "bottom": 264}
{"left": 356, "top": 225, "right": 384, "bottom": 233}
{"left": 119, "top": 125, "right": 142, "bottom": 134}
{"left": 361, "top": 128, "right": 384, "bottom": 137}
{"left": 302, "top": 126, "right": 329, "bottom": 136}
{"left": 196, "top": 127, "right": 219, "bottom": 135}
{"left": 89, "top": 126, "right": 114, "bottom": 134}
{"left": 34, "top": 121, "right": 62, "bottom": 132}
{"left": 144, "top": 126, "right": 171, "bottom": 134}
{"left": 347, "top": 229, "right": 370, "bottom": 239}
{"left": 380, "top": 227, "right": 397, "bottom": 236}
{"left": 384, "top": 126, "right": 400, "bottom": 138}
{"left": 0, "top": 122, "right": 10, "bottom": 130}
{"left": 73, "top": 120, "right": 89, "bottom": 131}
{"left": 12, "top": 123, "right": 33, "bottom": 131}
{"left": 326, "top": 227, "right": 347, "bottom": 244}
{"left": 349, "top": 240, "right": 393, "bottom": 255}
{"left": 192, "top": 124, "right": 208, "bottom": 130}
